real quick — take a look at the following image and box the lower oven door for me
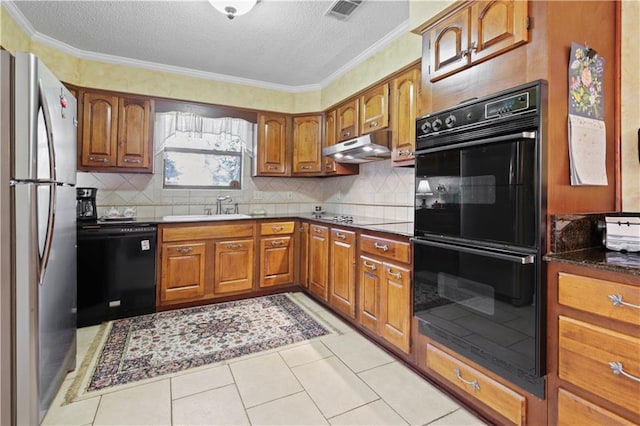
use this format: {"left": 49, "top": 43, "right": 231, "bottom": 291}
{"left": 412, "top": 237, "right": 545, "bottom": 397}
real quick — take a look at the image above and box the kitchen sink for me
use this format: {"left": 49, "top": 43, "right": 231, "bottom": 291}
{"left": 162, "top": 213, "right": 251, "bottom": 222}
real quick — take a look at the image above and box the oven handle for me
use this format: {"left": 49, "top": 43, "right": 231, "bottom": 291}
{"left": 411, "top": 238, "right": 536, "bottom": 265}
{"left": 415, "top": 131, "right": 537, "bottom": 155}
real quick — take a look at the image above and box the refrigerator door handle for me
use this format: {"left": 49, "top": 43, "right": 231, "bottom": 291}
{"left": 38, "top": 184, "right": 57, "bottom": 286}
{"left": 38, "top": 79, "right": 57, "bottom": 183}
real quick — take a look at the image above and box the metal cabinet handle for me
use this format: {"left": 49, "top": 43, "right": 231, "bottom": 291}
{"left": 314, "top": 228, "right": 323, "bottom": 234}
{"left": 267, "top": 165, "right": 278, "bottom": 170}
{"left": 608, "top": 294, "right": 640, "bottom": 310}
{"left": 272, "top": 225, "right": 284, "bottom": 232}
{"left": 386, "top": 268, "right": 401, "bottom": 279}
{"left": 342, "top": 131, "right": 351, "bottom": 138}
{"left": 176, "top": 247, "right": 193, "bottom": 254}
{"left": 454, "top": 369, "right": 480, "bottom": 390}
{"left": 123, "top": 158, "right": 142, "bottom": 164}
{"left": 609, "top": 362, "right": 640, "bottom": 383}
{"left": 270, "top": 240, "right": 285, "bottom": 246}
{"left": 369, "top": 121, "right": 379, "bottom": 128}
{"left": 89, "top": 156, "right": 108, "bottom": 163}
{"left": 398, "top": 150, "right": 413, "bottom": 157}
{"left": 373, "top": 242, "right": 389, "bottom": 252}
{"left": 226, "top": 243, "right": 242, "bottom": 249}
{"left": 300, "top": 165, "right": 313, "bottom": 170}
{"left": 363, "top": 261, "right": 377, "bottom": 271}
{"left": 336, "top": 232, "right": 347, "bottom": 240}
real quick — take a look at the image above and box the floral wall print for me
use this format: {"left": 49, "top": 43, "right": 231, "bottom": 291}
{"left": 569, "top": 42, "right": 605, "bottom": 119}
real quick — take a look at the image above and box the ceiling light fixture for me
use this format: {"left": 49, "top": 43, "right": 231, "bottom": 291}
{"left": 208, "top": 0, "right": 257, "bottom": 19}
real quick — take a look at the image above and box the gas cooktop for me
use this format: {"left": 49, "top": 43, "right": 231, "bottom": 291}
{"left": 309, "top": 213, "right": 406, "bottom": 226}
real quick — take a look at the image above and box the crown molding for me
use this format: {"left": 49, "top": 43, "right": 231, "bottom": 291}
{"left": 3, "top": 1, "right": 409, "bottom": 94}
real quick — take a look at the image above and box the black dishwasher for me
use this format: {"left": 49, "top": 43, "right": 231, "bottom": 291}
{"left": 77, "top": 224, "right": 157, "bottom": 327}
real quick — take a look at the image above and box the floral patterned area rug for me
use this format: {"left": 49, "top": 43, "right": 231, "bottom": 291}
{"left": 65, "top": 293, "right": 332, "bottom": 404}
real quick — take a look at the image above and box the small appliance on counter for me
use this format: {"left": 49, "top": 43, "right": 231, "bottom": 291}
{"left": 603, "top": 214, "right": 640, "bottom": 252}
{"left": 76, "top": 187, "right": 97, "bottom": 221}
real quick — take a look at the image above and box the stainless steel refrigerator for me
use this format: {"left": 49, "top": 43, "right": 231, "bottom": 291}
{"left": 0, "top": 51, "right": 77, "bottom": 425}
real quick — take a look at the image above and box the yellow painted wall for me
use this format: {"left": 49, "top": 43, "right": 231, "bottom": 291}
{"left": 621, "top": 0, "right": 640, "bottom": 211}
{"left": 0, "top": 6, "right": 30, "bottom": 52}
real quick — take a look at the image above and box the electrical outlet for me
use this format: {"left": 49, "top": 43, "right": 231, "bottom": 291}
{"left": 287, "top": 192, "right": 293, "bottom": 200}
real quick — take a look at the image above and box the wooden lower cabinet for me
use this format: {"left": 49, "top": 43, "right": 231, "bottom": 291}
{"left": 329, "top": 228, "right": 356, "bottom": 318}
{"left": 308, "top": 224, "right": 329, "bottom": 300}
{"left": 299, "top": 223, "right": 309, "bottom": 288}
{"left": 158, "top": 222, "right": 256, "bottom": 307}
{"left": 259, "top": 236, "right": 294, "bottom": 288}
{"left": 160, "top": 241, "right": 207, "bottom": 303}
{"left": 214, "top": 239, "right": 254, "bottom": 294}
{"left": 557, "top": 389, "right": 636, "bottom": 426}
{"left": 357, "top": 234, "right": 411, "bottom": 353}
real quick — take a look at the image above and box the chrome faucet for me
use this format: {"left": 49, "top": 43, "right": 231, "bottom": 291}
{"left": 215, "top": 195, "right": 232, "bottom": 214}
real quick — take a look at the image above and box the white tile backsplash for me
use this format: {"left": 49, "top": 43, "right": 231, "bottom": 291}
{"left": 83, "top": 157, "right": 414, "bottom": 220}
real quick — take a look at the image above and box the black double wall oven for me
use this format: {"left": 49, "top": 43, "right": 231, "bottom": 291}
{"left": 412, "top": 81, "right": 546, "bottom": 397}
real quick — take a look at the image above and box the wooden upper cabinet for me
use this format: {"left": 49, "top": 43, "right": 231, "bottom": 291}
{"left": 80, "top": 92, "right": 119, "bottom": 167}
{"left": 360, "top": 83, "right": 389, "bottom": 135}
{"left": 336, "top": 99, "right": 359, "bottom": 142}
{"left": 425, "top": 0, "right": 528, "bottom": 81}
{"left": 292, "top": 115, "right": 322, "bottom": 174}
{"left": 324, "top": 109, "right": 338, "bottom": 174}
{"left": 428, "top": 9, "right": 470, "bottom": 81}
{"left": 79, "top": 90, "right": 153, "bottom": 173}
{"left": 117, "top": 97, "right": 151, "bottom": 169}
{"left": 391, "top": 68, "right": 420, "bottom": 165}
{"left": 256, "top": 112, "right": 288, "bottom": 176}
{"left": 470, "top": 0, "right": 529, "bottom": 64}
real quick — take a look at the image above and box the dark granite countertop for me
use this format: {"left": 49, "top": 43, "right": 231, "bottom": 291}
{"left": 544, "top": 248, "right": 640, "bottom": 276}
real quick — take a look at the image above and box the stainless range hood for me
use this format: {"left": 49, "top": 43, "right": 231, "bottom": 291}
{"left": 322, "top": 131, "right": 391, "bottom": 163}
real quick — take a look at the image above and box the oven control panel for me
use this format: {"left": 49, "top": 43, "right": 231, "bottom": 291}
{"left": 416, "top": 82, "right": 541, "bottom": 140}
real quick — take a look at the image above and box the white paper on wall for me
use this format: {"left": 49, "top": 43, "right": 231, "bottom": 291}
{"left": 568, "top": 114, "right": 608, "bottom": 186}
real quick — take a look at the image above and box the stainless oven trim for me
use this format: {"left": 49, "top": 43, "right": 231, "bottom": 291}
{"left": 411, "top": 237, "right": 536, "bottom": 264}
{"left": 415, "top": 131, "right": 537, "bottom": 155}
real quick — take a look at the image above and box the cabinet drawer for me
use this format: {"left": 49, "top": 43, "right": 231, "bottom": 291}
{"left": 163, "top": 223, "right": 254, "bottom": 242}
{"left": 557, "top": 388, "right": 635, "bottom": 426}
{"left": 310, "top": 224, "right": 329, "bottom": 238}
{"left": 559, "top": 316, "right": 640, "bottom": 416}
{"left": 260, "top": 221, "right": 295, "bottom": 236}
{"left": 360, "top": 234, "right": 410, "bottom": 263}
{"left": 558, "top": 273, "right": 640, "bottom": 326}
{"left": 426, "top": 344, "right": 525, "bottom": 426}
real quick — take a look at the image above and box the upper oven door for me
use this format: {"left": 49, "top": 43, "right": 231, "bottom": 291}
{"left": 415, "top": 132, "right": 538, "bottom": 249}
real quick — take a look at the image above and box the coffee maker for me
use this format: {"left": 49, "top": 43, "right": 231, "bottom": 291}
{"left": 76, "top": 187, "right": 97, "bottom": 221}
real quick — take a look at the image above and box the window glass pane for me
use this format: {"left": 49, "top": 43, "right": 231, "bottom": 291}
{"left": 164, "top": 150, "right": 241, "bottom": 189}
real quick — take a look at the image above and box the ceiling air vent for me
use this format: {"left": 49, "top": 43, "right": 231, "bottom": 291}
{"left": 325, "top": 0, "right": 364, "bottom": 20}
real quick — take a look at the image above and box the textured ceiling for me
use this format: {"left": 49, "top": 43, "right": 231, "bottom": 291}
{"left": 9, "top": 0, "right": 410, "bottom": 90}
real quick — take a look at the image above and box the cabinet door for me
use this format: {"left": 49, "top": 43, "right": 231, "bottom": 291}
{"left": 160, "top": 241, "right": 207, "bottom": 303}
{"left": 391, "top": 68, "right": 420, "bottom": 164}
{"left": 427, "top": 8, "right": 471, "bottom": 81}
{"left": 470, "top": 0, "right": 528, "bottom": 64}
{"left": 292, "top": 115, "right": 322, "bottom": 174}
{"left": 358, "top": 255, "right": 382, "bottom": 333}
{"left": 214, "top": 239, "right": 254, "bottom": 294}
{"left": 256, "top": 113, "right": 288, "bottom": 175}
{"left": 308, "top": 225, "right": 329, "bottom": 301}
{"left": 329, "top": 228, "right": 356, "bottom": 318}
{"left": 80, "top": 92, "right": 119, "bottom": 168}
{"left": 557, "top": 388, "right": 636, "bottom": 426}
{"left": 324, "top": 109, "right": 338, "bottom": 174}
{"left": 360, "top": 83, "right": 389, "bottom": 135}
{"left": 117, "top": 97, "right": 152, "bottom": 171}
{"left": 259, "top": 236, "right": 294, "bottom": 288}
{"left": 336, "top": 99, "right": 359, "bottom": 142}
{"left": 380, "top": 262, "right": 411, "bottom": 353}
{"left": 299, "top": 223, "right": 309, "bottom": 288}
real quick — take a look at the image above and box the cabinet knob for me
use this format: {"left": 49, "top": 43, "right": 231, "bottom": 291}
{"left": 88, "top": 156, "right": 108, "bottom": 163}
{"left": 363, "top": 261, "right": 377, "bottom": 271}
{"left": 336, "top": 232, "right": 347, "bottom": 240}
{"left": 373, "top": 242, "right": 389, "bottom": 252}
{"left": 386, "top": 268, "right": 402, "bottom": 280}
{"left": 314, "top": 228, "right": 323, "bottom": 234}
{"left": 370, "top": 121, "right": 378, "bottom": 128}
{"left": 123, "top": 158, "right": 142, "bottom": 164}
{"left": 342, "top": 131, "right": 351, "bottom": 138}
{"left": 226, "top": 243, "right": 243, "bottom": 249}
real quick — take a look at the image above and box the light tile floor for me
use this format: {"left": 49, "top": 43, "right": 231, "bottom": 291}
{"left": 43, "top": 293, "right": 486, "bottom": 426}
